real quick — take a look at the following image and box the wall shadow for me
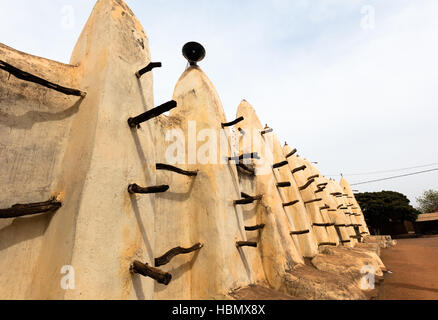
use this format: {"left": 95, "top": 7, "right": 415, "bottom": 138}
{"left": 154, "top": 249, "right": 201, "bottom": 294}
{"left": 237, "top": 246, "right": 253, "bottom": 283}
{"left": 0, "top": 97, "right": 84, "bottom": 129}
{"left": 155, "top": 177, "right": 196, "bottom": 202}
{"left": 129, "top": 195, "right": 154, "bottom": 262}
{"left": 132, "top": 275, "right": 146, "bottom": 300}
{"left": 0, "top": 211, "right": 54, "bottom": 251}
{"left": 136, "top": 78, "right": 148, "bottom": 112}
{"left": 129, "top": 129, "right": 150, "bottom": 183}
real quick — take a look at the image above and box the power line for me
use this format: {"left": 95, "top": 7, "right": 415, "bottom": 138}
{"left": 326, "top": 162, "right": 438, "bottom": 177}
{"left": 350, "top": 168, "right": 438, "bottom": 186}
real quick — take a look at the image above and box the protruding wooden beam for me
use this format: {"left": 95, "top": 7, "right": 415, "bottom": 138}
{"left": 236, "top": 163, "right": 255, "bottom": 175}
{"left": 236, "top": 241, "right": 258, "bottom": 248}
{"left": 277, "top": 182, "right": 291, "bottom": 188}
{"left": 315, "top": 188, "right": 324, "bottom": 194}
{"left": 308, "top": 174, "right": 320, "bottom": 180}
{"left": 286, "top": 148, "right": 298, "bottom": 158}
{"left": 341, "top": 240, "right": 351, "bottom": 244}
{"left": 156, "top": 163, "right": 198, "bottom": 177}
{"left": 261, "top": 128, "right": 273, "bottom": 135}
{"left": 350, "top": 235, "right": 362, "bottom": 239}
{"left": 313, "top": 222, "right": 334, "bottom": 227}
{"left": 335, "top": 224, "right": 346, "bottom": 227}
{"left": 291, "top": 165, "right": 307, "bottom": 174}
{"left": 290, "top": 230, "right": 310, "bottom": 235}
{"left": 319, "top": 205, "right": 330, "bottom": 210}
{"left": 228, "top": 152, "right": 260, "bottom": 162}
{"left": 245, "top": 224, "right": 265, "bottom": 231}
{"left": 136, "top": 62, "right": 162, "bottom": 78}
{"left": 234, "top": 195, "right": 263, "bottom": 205}
{"left": 327, "top": 209, "right": 337, "bottom": 212}
{"left": 318, "top": 242, "right": 337, "bottom": 247}
{"left": 128, "top": 184, "right": 169, "bottom": 194}
{"left": 273, "top": 161, "right": 288, "bottom": 169}
{"left": 299, "top": 179, "right": 315, "bottom": 191}
{"left": 128, "top": 100, "right": 177, "bottom": 128}
{"left": 0, "top": 198, "right": 62, "bottom": 219}
{"left": 304, "top": 198, "right": 322, "bottom": 205}
{"left": 337, "top": 204, "right": 343, "bottom": 209}
{"left": 331, "top": 192, "right": 342, "bottom": 196}
{"left": 221, "top": 116, "right": 244, "bottom": 128}
{"left": 317, "top": 183, "right": 328, "bottom": 188}
{"left": 238, "top": 127, "right": 246, "bottom": 135}
{"left": 130, "top": 261, "right": 172, "bottom": 285}
{"left": 241, "top": 192, "right": 251, "bottom": 198}
{"left": 0, "top": 60, "right": 86, "bottom": 97}
{"left": 155, "top": 243, "right": 204, "bottom": 267}
{"left": 283, "top": 200, "right": 299, "bottom": 207}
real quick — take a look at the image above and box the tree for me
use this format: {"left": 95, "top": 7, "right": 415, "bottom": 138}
{"left": 416, "top": 189, "right": 438, "bottom": 213}
{"left": 355, "top": 191, "right": 420, "bottom": 235}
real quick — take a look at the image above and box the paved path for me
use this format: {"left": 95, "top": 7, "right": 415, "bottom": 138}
{"left": 378, "top": 236, "right": 438, "bottom": 300}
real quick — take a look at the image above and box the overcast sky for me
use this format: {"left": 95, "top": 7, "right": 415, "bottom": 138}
{"left": 0, "top": 0, "right": 437, "bottom": 207}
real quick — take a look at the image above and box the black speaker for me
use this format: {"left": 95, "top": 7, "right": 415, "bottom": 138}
{"left": 182, "top": 42, "right": 206, "bottom": 65}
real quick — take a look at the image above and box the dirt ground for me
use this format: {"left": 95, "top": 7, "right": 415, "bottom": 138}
{"left": 232, "top": 237, "right": 438, "bottom": 300}
{"left": 378, "top": 235, "right": 438, "bottom": 300}
{"left": 230, "top": 285, "right": 300, "bottom": 300}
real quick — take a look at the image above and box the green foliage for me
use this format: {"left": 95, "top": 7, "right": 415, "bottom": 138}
{"left": 416, "top": 189, "right": 438, "bottom": 213}
{"left": 355, "top": 191, "right": 420, "bottom": 233}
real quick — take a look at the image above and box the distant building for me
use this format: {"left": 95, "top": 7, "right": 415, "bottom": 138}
{"left": 369, "top": 220, "right": 415, "bottom": 237}
{"left": 414, "top": 212, "right": 438, "bottom": 235}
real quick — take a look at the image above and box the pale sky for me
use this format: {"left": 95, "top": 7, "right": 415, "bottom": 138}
{"left": 0, "top": 0, "right": 437, "bottom": 207}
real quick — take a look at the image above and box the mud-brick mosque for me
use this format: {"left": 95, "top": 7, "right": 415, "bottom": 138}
{"left": 0, "top": 0, "right": 395, "bottom": 300}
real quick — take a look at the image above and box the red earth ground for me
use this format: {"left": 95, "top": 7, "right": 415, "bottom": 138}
{"left": 378, "top": 235, "right": 438, "bottom": 300}
{"left": 231, "top": 236, "right": 438, "bottom": 300}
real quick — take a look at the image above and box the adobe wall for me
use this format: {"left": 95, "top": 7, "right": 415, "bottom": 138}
{"left": 0, "top": 0, "right": 394, "bottom": 300}
{"left": 0, "top": 42, "right": 81, "bottom": 299}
